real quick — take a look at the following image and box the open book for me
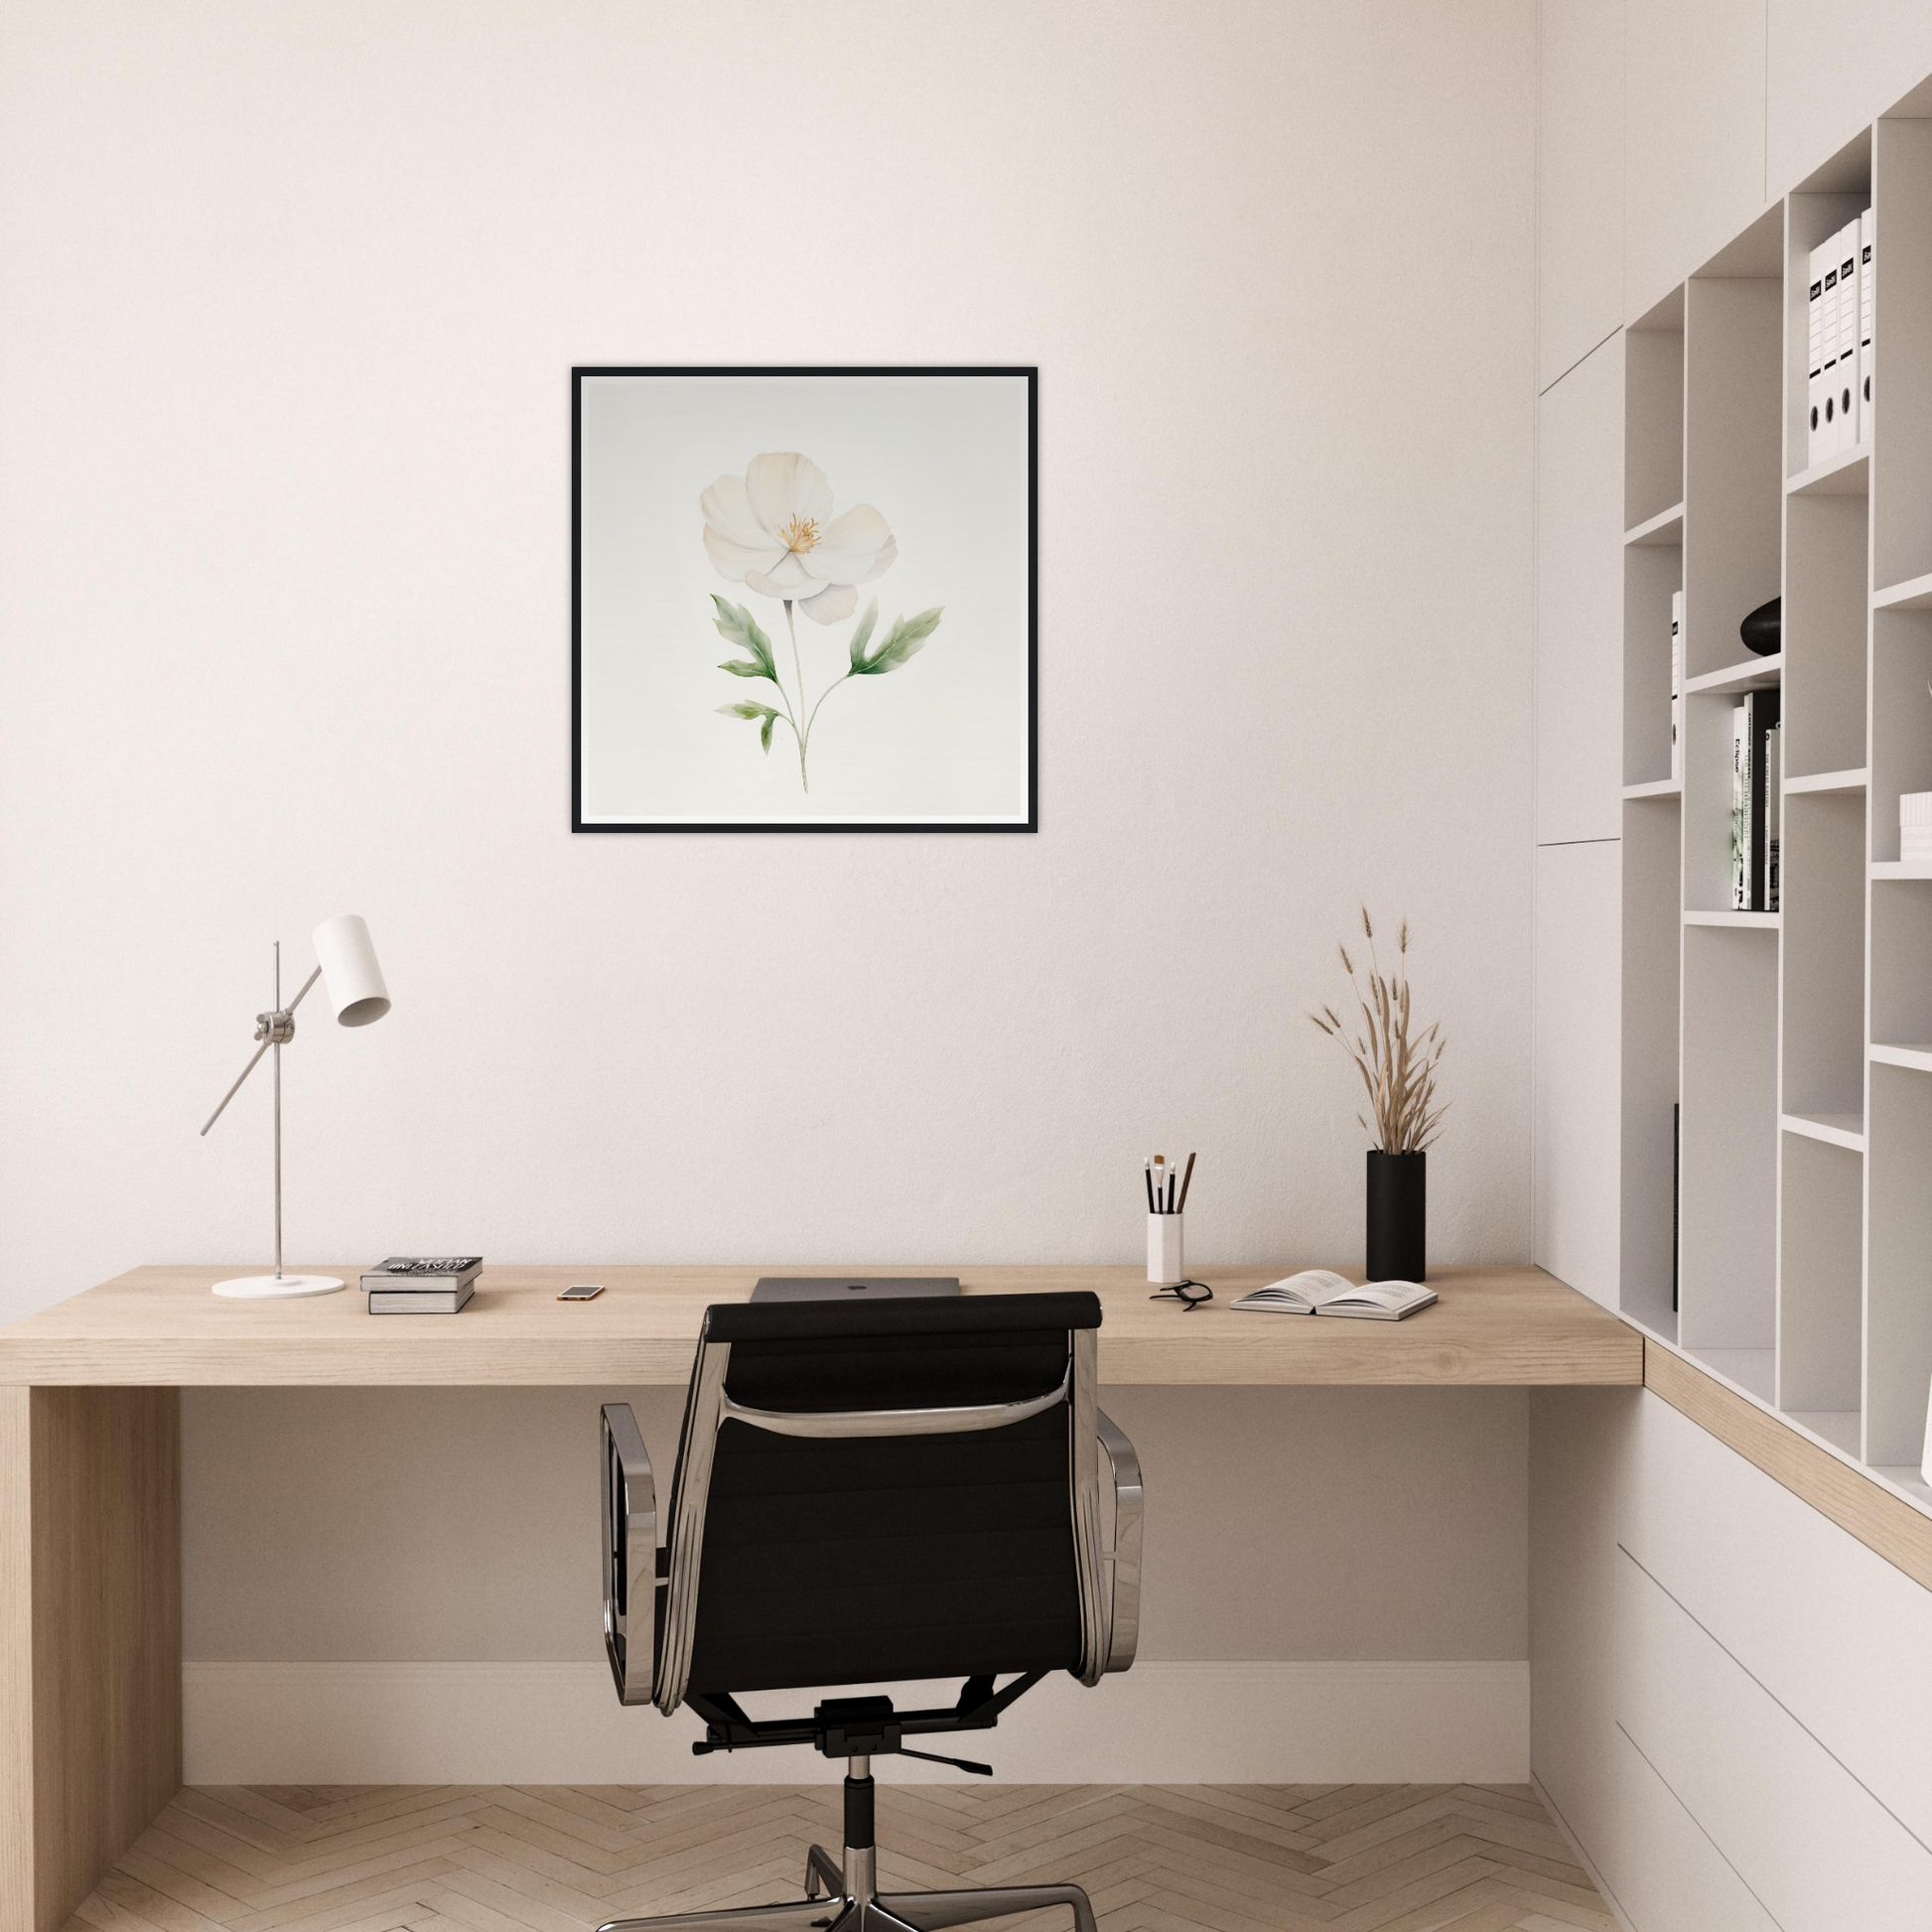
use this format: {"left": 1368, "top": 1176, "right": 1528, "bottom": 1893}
{"left": 1230, "top": 1270, "right": 1438, "bottom": 1320}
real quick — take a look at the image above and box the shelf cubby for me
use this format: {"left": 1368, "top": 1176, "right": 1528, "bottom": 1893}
{"left": 1683, "top": 246, "right": 1782, "bottom": 684}
{"left": 1872, "top": 115, "right": 1932, "bottom": 594}
{"left": 1625, "top": 288, "right": 1684, "bottom": 532}
{"left": 1678, "top": 925, "right": 1778, "bottom": 1362}
{"left": 1867, "top": 1062, "right": 1932, "bottom": 1466}
{"left": 1784, "top": 494, "right": 1868, "bottom": 777}
{"left": 1623, "top": 537, "right": 1681, "bottom": 788}
{"left": 1869, "top": 607, "right": 1932, "bottom": 861}
{"left": 1777, "top": 1132, "right": 1863, "bottom": 1426}
{"left": 1620, "top": 792, "right": 1683, "bottom": 1341}
{"left": 1781, "top": 791, "right": 1866, "bottom": 1119}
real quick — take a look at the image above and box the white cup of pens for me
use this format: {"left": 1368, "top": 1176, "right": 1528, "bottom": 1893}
{"left": 1146, "top": 1151, "right": 1195, "bottom": 1285}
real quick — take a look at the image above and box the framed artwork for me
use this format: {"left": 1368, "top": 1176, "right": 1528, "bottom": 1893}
{"left": 573, "top": 366, "right": 1036, "bottom": 833}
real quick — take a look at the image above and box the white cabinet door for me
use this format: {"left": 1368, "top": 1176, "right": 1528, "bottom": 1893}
{"left": 1538, "top": 0, "right": 1624, "bottom": 390}
{"left": 1625, "top": 0, "right": 1769, "bottom": 318}
{"left": 1534, "top": 841, "right": 1621, "bottom": 1308}
{"left": 1537, "top": 336, "right": 1624, "bottom": 844}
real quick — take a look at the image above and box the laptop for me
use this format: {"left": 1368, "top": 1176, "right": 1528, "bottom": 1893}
{"left": 751, "top": 1276, "right": 962, "bottom": 1303}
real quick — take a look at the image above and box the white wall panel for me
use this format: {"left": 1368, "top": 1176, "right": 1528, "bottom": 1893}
{"left": 1768, "top": 0, "right": 1932, "bottom": 193}
{"left": 1617, "top": 1547, "right": 1932, "bottom": 1930}
{"left": 1536, "top": 335, "right": 1625, "bottom": 842}
{"left": 1624, "top": 0, "right": 1768, "bottom": 317}
{"left": 1538, "top": 0, "right": 1624, "bottom": 390}
{"left": 1533, "top": 841, "right": 1621, "bottom": 1307}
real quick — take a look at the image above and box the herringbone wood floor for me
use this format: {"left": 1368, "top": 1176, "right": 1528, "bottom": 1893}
{"left": 65, "top": 1784, "right": 1617, "bottom": 1932}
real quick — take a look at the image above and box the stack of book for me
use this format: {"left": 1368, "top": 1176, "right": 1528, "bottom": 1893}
{"left": 361, "top": 1256, "right": 483, "bottom": 1313}
{"left": 1807, "top": 209, "right": 1873, "bottom": 465}
{"left": 1730, "top": 692, "right": 1781, "bottom": 911}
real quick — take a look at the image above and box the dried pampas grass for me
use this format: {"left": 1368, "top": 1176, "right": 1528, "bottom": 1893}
{"left": 1310, "top": 907, "right": 1449, "bottom": 1154}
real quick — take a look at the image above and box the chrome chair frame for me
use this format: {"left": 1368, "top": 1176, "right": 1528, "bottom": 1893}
{"left": 596, "top": 1318, "right": 1143, "bottom": 1932}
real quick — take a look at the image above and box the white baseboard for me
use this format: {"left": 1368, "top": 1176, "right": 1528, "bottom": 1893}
{"left": 183, "top": 1660, "right": 1528, "bottom": 1786}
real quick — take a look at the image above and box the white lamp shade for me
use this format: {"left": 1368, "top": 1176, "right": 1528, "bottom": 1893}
{"left": 312, "top": 914, "right": 390, "bottom": 1027}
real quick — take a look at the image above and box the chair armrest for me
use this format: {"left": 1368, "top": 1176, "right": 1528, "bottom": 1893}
{"left": 601, "top": 1403, "right": 657, "bottom": 1707}
{"left": 1095, "top": 1407, "right": 1143, "bottom": 1673}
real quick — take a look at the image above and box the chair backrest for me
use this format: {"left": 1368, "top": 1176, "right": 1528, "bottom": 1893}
{"left": 652, "top": 1291, "right": 1107, "bottom": 1713}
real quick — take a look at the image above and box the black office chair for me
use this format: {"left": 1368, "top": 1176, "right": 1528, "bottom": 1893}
{"left": 597, "top": 1291, "right": 1143, "bottom": 1932}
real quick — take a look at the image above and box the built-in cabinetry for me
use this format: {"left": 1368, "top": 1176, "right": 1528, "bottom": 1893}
{"left": 1617, "top": 90, "right": 1932, "bottom": 1510}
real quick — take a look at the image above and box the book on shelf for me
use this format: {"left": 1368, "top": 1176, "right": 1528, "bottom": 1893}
{"left": 1229, "top": 1270, "right": 1437, "bottom": 1320}
{"left": 1670, "top": 591, "right": 1683, "bottom": 781}
{"left": 1765, "top": 720, "right": 1781, "bottom": 912}
{"left": 1671, "top": 1102, "right": 1680, "bottom": 1316}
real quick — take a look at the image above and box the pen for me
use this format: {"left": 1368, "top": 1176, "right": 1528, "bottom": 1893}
{"left": 1144, "top": 1161, "right": 1157, "bottom": 1213}
{"left": 1176, "top": 1151, "right": 1196, "bottom": 1213}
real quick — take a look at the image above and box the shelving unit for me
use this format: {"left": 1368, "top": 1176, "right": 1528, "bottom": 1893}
{"left": 1618, "top": 106, "right": 1932, "bottom": 1519}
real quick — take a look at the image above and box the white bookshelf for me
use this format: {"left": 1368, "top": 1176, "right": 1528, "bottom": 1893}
{"left": 1620, "top": 104, "right": 1932, "bottom": 1516}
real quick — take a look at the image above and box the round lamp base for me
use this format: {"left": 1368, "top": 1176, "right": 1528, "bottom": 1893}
{"left": 210, "top": 1274, "right": 345, "bottom": 1300}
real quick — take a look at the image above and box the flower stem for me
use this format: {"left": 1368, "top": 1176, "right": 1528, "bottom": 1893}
{"left": 783, "top": 601, "right": 809, "bottom": 792}
{"left": 802, "top": 672, "right": 853, "bottom": 752}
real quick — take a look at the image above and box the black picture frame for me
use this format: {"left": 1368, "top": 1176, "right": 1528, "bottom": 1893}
{"left": 571, "top": 365, "right": 1037, "bottom": 834}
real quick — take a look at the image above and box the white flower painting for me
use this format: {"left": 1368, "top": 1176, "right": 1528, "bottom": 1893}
{"left": 702, "top": 451, "right": 942, "bottom": 793}
{"left": 574, "top": 368, "right": 1035, "bottom": 832}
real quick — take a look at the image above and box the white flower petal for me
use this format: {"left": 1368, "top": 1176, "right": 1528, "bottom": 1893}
{"left": 703, "top": 523, "right": 784, "bottom": 583}
{"left": 802, "top": 502, "right": 897, "bottom": 584}
{"left": 796, "top": 581, "right": 858, "bottom": 624}
{"left": 699, "top": 474, "right": 770, "bottom": 551}
{"left": 746, "top": 453, "right": 833, "bottom": 536}
{"left": 745, "top": 553, "right": 815, "bottom": 597}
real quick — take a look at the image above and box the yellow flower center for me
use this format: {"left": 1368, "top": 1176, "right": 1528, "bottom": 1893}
{"left": 779, "top": 514, "right": 820, "bottom": 553}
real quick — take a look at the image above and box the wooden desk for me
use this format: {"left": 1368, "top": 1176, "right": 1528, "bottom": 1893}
{"left": 0, "top": 1261, "right": 1637, "bottom": 1388}
{"left": 0, "top": 1262, "right": 1635, "bottom": 1932}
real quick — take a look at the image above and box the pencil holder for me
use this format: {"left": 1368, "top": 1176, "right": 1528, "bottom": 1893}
{"left": 1147, "top": 1212, "right": 1184, "bottom": 1286}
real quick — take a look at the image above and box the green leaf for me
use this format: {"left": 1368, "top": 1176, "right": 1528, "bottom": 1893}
{"left": 717, "top": 700, "right": 777, "bottom": 723}
{"left": 847, "top": 598, "right": 880, "bottom": 671}
{"left": 852, "top": 606, "right": 943, "bottom": 676}
{"left": 711, "top": 595, "right": 776, "bottom": 682}
{"left": 759, "top": 713, "right": 775, "bottom": 754}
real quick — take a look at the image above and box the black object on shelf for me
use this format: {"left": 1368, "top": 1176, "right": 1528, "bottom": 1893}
{"left": 1366, "top": 1150, "right": 1426, "bottom": 1282}
{"left": 1740, "top": 595, "right": 1781, "bottom": 657}
{"left": 1672, "top": 1102, "right": 1680, "bottom": 1314}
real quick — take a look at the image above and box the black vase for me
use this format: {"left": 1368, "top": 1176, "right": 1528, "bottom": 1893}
{"left": 1366, "top": 1150, "right": 1427, "bottom": 1282}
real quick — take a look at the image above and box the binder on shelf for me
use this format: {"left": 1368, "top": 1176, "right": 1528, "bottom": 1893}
{"left": 1860, "top": 207, "right": 1874, "bottom": 445}
{"left": 1670, "top": 590, "right": 1683, "bottom": 782}
{"left": 1807, "top": 240, "right": 1829, "bottom": 467}
{"left": 1836, "top": 219, "right": 1861, "bottom": 456}
{"left": 1765, "top": 719, "right": 1782, "bottom": 912}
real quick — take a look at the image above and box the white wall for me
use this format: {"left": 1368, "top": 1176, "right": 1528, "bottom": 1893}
{"left": 0, "top": 1, "right": 1539, "bottom": 1762}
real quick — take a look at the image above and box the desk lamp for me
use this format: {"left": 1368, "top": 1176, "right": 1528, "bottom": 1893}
{"left": 200, "top": 913, "right": 391, "bottom": 1299}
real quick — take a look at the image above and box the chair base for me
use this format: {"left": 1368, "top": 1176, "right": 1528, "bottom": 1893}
{"left": 597, "top": 1845, "right": 1098, "bottom": 1932}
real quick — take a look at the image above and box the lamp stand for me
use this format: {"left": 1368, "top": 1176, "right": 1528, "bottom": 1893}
{"left": 206, "top": 941, "right": 345, "bottom": 1300}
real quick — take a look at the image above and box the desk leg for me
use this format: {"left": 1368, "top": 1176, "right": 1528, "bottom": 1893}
{"left": 0, "top": 1387, "right": 182, "bottom": 1932}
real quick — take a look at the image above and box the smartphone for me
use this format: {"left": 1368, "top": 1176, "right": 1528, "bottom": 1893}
{"left": 557, "top": 1283, "right": 605, "bottom": 1302}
